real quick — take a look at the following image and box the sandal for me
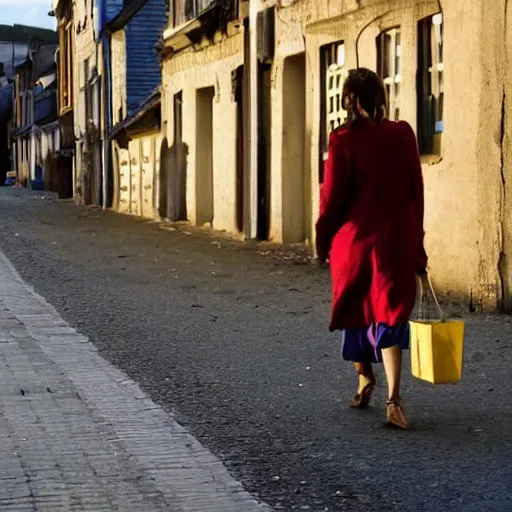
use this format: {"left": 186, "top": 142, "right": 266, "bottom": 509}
{"left": 350, "top": 375, "right": 376, "bottom": 409}
{"left": 386, "top": 398, "right": 408, "bottom": 429}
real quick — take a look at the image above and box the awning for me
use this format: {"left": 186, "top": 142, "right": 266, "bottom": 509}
{"left": 163, "top": 18, "right": 201, "bottom": 50}
{"left": 13, "top": 125, "right": 33, "bottom": 137}
{"left": 110, "top": 89, "right": 161, "bottom": 142}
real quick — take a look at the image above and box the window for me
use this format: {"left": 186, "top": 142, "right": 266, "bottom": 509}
{"left": 170, "top": 0, "right": 235, "bottom": 28}
{"left": 173, "top": 1, "right": 200, "bottom": 27}
{"left": 377, "top": 27, "right": 401, "bottom": 121}
{"left": 59, "top": 22, "right": 73, "bottom": 111}
{"left": 320, "top": 40, "right": 347, "bottom": 180}
{"left": 417, "top": 13, "right": 443, "bottom": 155}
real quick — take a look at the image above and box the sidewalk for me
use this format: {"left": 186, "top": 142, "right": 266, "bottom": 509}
{"left": 0, "top": 249, "right": 271, "bottom": 512}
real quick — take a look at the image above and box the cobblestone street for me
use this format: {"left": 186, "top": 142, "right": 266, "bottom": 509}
{"left": 0, "top": 189, "right": 511, "bottom": 511}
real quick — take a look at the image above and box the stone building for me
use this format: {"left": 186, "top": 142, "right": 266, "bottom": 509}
{"left": 158, "top": 0, "right": 512, "bottom": 311}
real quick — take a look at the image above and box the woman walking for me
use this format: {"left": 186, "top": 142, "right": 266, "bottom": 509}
{"left": 316, "top": 68, "right": 428, "bottom": 429}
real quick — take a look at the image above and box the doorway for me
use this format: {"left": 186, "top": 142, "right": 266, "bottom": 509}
{"left": 168, "top": 91, "right": 188, "bottom": 221}
{"left": 195, "top": 87, "right": 215, "bottom": 226}
{"left": 282, "top": 53, "right": 306, "bottom": 243}
{"left": 235, "top": 65, "right": 246, "bottom": 233}
{"left": 257, "top": 63, "right": 271, "bottom": 241}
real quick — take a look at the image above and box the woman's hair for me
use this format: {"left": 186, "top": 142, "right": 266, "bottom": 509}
{"left": 341, "top": 68, "right": 388, "bottom": 124}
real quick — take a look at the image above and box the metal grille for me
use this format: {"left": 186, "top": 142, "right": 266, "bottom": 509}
{"left": 377, "top": 27, "right": 401, "bottom": 121}
{"left": 324, "top": 63, "right": 347, "bottom": 161}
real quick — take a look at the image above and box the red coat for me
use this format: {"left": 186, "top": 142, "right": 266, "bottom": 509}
{"left": 316, "top": 119, "right": 427, "bottom": 332}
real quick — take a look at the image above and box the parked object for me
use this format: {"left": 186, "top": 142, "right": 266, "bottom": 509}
{"left": 5, "top": 170, "right": 16, "bottom": 186}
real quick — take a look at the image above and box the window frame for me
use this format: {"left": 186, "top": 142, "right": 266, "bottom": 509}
{"left": 169, "top": 0, "right": 233, "bottom": 29}
{"left": 417, "top": 12, "right": 444, "bottom": 156}
{"left": 377, "top": 26, "right": 401, "bottom": 121}
{"left": 319, "top": 40, "right": 347, "bottom": 183}
{"left": 59, "top": 21, "right": 74, "bottom": 112}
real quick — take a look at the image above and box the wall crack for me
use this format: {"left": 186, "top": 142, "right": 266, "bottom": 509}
{"left": 498, "top": 93, "right": 507, "bottom": 311}
{"left": 498, "top": 0, "right": 509, "bottom": 311}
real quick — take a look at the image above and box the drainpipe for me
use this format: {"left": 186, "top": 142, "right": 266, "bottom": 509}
{"left": 99, "top": 0, "right": 111, "bottom": 210}
{"left": 248, "top": 0, "right": 258, "bottom": 239}
{"left": 30, "top": 92, "right": 36, "bottom": 183}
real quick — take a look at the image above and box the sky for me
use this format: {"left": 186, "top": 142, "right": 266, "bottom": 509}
{"left": 0, "top": 0, "right": 56, "bottom": 30}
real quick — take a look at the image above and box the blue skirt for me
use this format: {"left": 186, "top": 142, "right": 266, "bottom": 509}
{"left": 341, "top": 323, "right": 410, "bottom": 363}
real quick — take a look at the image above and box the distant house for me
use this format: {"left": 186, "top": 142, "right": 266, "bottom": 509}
{"left": 0, "top": 24, "right": 58, "bottom": 79}
{"left": 12, "top": 41, "right": 59, "bottom": 191}
{"left": 0, "top": 24, "right": 58, "bottom": 186}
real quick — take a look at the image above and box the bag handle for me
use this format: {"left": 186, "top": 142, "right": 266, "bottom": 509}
{"left": 417, "top": 272, "right": 446, "bottom": 321}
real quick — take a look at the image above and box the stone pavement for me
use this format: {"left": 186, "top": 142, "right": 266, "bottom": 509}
{"left": 1, "top": 190, "right": 512, "bottom": 511}
{"left": 0, "top": 249, "right": 271, "bottom": 512}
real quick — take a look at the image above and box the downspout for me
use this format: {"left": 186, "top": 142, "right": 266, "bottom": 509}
{"left": 101, "top": 38, "right": 111, "bottom": 209}
{"left": 248, "top": 0, "right": 258, "bottom": 239}
{"left": 30, "top": 92, "right": 36, "bottom": 183}
{"left": 30, "top": 53, "right": 36, "bottom": 184}
{"left": 99, "top": 0, "right": 112, "bottom": 210}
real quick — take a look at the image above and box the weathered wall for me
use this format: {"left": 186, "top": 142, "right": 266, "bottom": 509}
{"left": 161, "top": 30, "right": 243, "bottom": 232}
{"left": 256, "top": 0, "right": 424, "bottom": 245}
{"left": 299, "top": 0, "right": 509, "bottom": 308}
{"left": 116, "top": 132, "right": 161, "bottom": 218}
{"left": 472, "top": 0, "right": 507, "bottom": 309}
{"left": 266, "top": 3, "right": 307, "bottom": 244}
{"left": 500, "top": 0, "right": 512, "bottom": 311}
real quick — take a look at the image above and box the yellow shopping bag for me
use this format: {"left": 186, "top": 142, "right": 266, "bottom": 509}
{"left": 409, "top": 275, "right": 465, "bottom": 385}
